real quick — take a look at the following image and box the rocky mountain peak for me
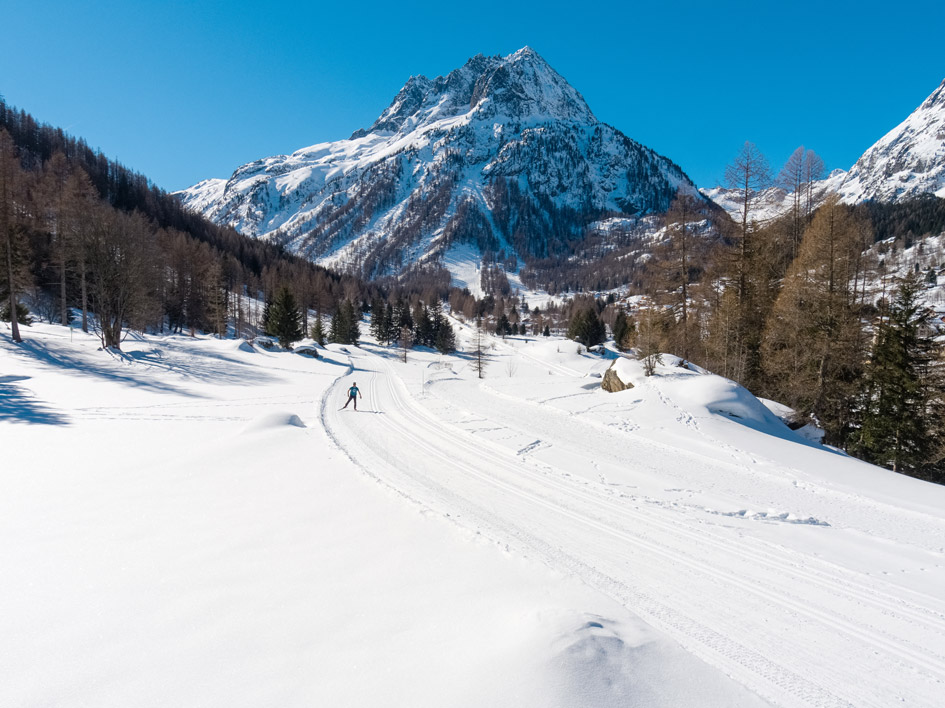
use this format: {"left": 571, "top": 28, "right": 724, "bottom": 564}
{"left": 180, "top": 48, "right": 697, "bottom": 287}
{"left": 351, "top": 47, "right": 594, "bottom": 139}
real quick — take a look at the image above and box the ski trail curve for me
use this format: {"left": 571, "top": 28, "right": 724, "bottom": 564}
{"left": 321, "top": 347, "right": 945, "bottom": 708}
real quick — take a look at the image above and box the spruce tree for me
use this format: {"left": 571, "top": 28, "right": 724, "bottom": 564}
{"left": 267, "top": 286, "right": 304, "bottom": 349}
{"left": 328, "top": 307, "right": 343, "bottom": 344}
{"left": 567, "top": 307, "right": 605, "bottom": 347}
{"left": 435, "top": 320, "right": 456, "bottom": 354}
{"left": 852, "top": 273, "right": 943, "bottom": 475}
{"left": 495, "top": 313, "right": 511, "bottom": 338}
{"left": 310, "top": 316, "right": 325, "bottom": 346}
{"left": 344, "top": 300, "right": 361, "bottom": 345}
{"left": 383, "top": 301, "right": 396, "bottom": 345}
{"left": 612, "top": 309, "right": 630, "bottom": 351}
{"left": 369, "top": 297, "right": 387, "bottom": 342}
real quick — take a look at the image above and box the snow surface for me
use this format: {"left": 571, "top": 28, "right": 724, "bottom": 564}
{"left": 3, "top": 320, "right": 945, "bottom": 707}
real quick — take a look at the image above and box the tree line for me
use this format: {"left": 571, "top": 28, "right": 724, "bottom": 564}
{"left": 606, "top": 142, "right": 945, "bottom": 483}
{"left": 0, "top": 100, "right": 394, "bottom": 348}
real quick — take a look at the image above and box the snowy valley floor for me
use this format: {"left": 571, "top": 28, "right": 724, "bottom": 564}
{"left": 2, "top": 321, "right": 945, "bottom": 707}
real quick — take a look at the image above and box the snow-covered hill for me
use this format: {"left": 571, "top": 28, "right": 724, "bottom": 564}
{"left": 4, "top": 318, "right": 945, "bottom": 707}
{"left": 177, "top": 48, "right": 700, "bottom": 283}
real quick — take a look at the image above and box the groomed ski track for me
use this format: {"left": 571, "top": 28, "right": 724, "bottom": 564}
{"left": 321, "top": 345, "right": 945, "bottom": 708}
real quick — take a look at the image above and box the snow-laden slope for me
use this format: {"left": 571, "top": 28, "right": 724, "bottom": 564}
{"left": 177, "top": 48, "right": 699, "bottom": 282}
{"left": 701, "top": 169, "right": 848, "bottom": 225}
{"left": 3, "top": 320, "right": 945, "bottom": 707}
{"left": 840, "top": 79, "right": 945, "bottom": 203}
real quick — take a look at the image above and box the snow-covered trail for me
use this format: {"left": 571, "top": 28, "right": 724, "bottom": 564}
{"left": 323, "top": 345, "right": 945, "bottom": 708}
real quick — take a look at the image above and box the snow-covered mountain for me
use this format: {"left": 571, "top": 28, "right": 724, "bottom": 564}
{"left": 840, "top": 78, "right": 945, "bottom": 203}
{"left": 704, "top": 78, "right": 945, "bottom": 222}
{"left": 178, "top": 48, "right": 700, "bottom": 280}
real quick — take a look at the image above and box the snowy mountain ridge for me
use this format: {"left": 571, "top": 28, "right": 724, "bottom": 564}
{"left": 705, "top": 78, "right": 945, "bottom": 222}
{"left": 177, "top": 48, "right": 699, "bottom": 283}
{"left": 840, "top": 78, "right": 945, "bottom": 203}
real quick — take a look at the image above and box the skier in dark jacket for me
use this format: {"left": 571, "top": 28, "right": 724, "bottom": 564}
{"left": 342, "top": 382, "right": 362, "bottom": 411}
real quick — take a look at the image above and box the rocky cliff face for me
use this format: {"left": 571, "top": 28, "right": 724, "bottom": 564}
{"left": 178, "top": 47, "right": 700, "bottom": 282}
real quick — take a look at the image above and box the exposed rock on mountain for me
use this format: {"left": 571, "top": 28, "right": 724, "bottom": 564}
{"left": 178, "top": 48, "right": 700, "bottom": 283}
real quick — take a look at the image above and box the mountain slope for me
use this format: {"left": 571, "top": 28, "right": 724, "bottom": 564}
{"left": 840, "top": 79, "right": 945, "bottom": 203}
{"left": 178, "top": 48, "right": 700, "bottom": 281}
{"left": 703, "top": 78, "right": 945, "bottom": 224}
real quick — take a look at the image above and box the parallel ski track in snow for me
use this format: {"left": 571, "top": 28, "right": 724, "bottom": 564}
{"left": 322, "top": 348, "right": 945, "bottom": 708}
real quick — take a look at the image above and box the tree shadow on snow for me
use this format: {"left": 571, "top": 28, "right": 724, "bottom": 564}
{"left": 118, "top": 340, "right": 279, "bottom": 387}
{"left": 0, "top": 375, "right": 70, "bottom": 425}
{"left": 8, "top": 339, "right": 255, "bottom": 399}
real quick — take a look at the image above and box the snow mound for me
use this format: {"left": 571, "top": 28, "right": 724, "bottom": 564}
{"left": 233, "top": 340, "right": 255, "bottom": 353}
{"left": 609, "top": 355, "right": 803, "bottom": 442}
{"left": 242, "top": 411, "right": 307, "bottom": 432}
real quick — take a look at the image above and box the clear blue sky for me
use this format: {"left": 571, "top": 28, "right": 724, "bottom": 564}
{"left": 2, "top": 0, "right": 943, "bottom": 192}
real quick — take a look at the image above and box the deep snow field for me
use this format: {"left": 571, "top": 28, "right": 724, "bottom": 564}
{"left": 2, "top": 318, "right": 945, "bottom": 708}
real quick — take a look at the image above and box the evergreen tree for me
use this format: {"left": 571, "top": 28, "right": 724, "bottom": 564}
{"left": 852, "top": 273, "right": 943, "bottom": 475}
{"left": 392, "top": 297, "right": 413, "bottom": 340}
{"left": 266, "top": 286, "right": 304, "bottom": 349}
{"left": 328, "top": 307, "right": 343, "bottom": 344}
{"left": 344, "top": 299, "right": 361, "bottom": 345}
{"left": 369, "top": 297, "right": 387, "bottom": 342}
{"left": 612, "top": 309, "right": 631, "bottom": 351}
{"left": 1, "top": 301, "right": 31, "bottom": 325}
{"left": 495, "top": 313, "right": 512, "bottom": 337}
{"left": 567, "top": 307, "right": 605, "bottom": 347}
{"left": 414, "top": 302, "right": 434, "bottom": 346}
{"left": 329, "top": 300, "right": 360, "bottom": 345}
{"left": 310, "top": 315, "right": 325, "bottom": 346}
{"left": 383, "top": 301, "right": 396, "bottom": 345}
{"left": 435, "top": 320, "right": 456, "bottom": 354}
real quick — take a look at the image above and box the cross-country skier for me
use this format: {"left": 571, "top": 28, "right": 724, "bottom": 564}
{"left": 342, "top": 382, "right": 362, "bottom": 411}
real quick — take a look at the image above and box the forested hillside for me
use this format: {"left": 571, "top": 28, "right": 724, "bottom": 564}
{"left": 0, "top": 98, "right": 379, "bottom": 347}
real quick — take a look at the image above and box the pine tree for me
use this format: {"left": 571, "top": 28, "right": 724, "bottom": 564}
{"left": 369, "top": 297, "right": 387, "bottom": 342}
{"left": 383, "top": 301, "right": 396, "bottom": 345}
{"left": 328, "top": 300, "right": 360, "bottom": 345}
{"left": 435, "top": 320, "right": 456, "bottom": 354}
{"left": 266, "top": 286, "right": 304, "bottom": 349}
{"left": 328, "top": 307, "right": 343, "bottom": 344}
{"left": 852, "top": 273, "right": 943, "bottom": 475}
{"left": 612, "top": 309, "right": 630, "bottom": 351}
{"left": 344, "top": 300, "right": 361, "bottom": 345}
{"left": 567, "top": 307, "right": 605, "bottom": 347}
{"left": 495, "top": 313, "right": 511, "bottom": 338}
{"left": 310, "top": 315, "right": 325, "bottom": 346}
{"left": 414, "top": 302, "right": 434, "bottom": 346}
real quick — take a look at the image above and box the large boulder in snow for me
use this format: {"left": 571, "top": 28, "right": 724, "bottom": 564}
{"left": 602, "top": 360, "right": 634, "bottom": 392}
